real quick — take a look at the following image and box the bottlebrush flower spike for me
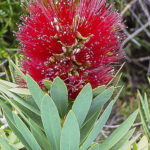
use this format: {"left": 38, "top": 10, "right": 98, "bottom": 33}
{"left": 16, "top": 0, "right": 123, "bottom": 99}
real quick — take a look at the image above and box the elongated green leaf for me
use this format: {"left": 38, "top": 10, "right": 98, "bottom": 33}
{"left": 93, "top": 85, "right": 105, "bottom": 97}
{"left": 26, "top": 75, "right": 44, "bottom": 109}
{"left": 107, "top": 62, "right": 125, "bottom": 86}
{"left": 80, "top": 109, "right": 101, "bottom": 145}
{"left": 72, "top": 84, "right": 92, "bottom": 127}
{"left": 148, "top": 77, "right": 150, "bottom": 84}
{"left": 112, "top": 87, "right": 124, "bottom": 104}
{"left": 99, "top": 110, "right": 138, "bottom": 150}
{"left": 41, "top": 95, "right": 61, "bottom": 150}
{"left": 133, "top": 142, "right": 138, "bottom": 150}
{"left": 9, "top": 88, "right": 31, "bottom": 95}
{"left": 114, "top": 73, "right": 123, "bottom": 86}
{"left": 6, "top": 116, "right": 32, "bottom": 150}
{"left": 8, "top": 58, "right": 15, "bottom": 82}
{"left": 139, "top": 107, "right": 150, "bottom": 139}
{"left": 50, "top": 77, "right": 68, "bottom": 118}
{"left": 13, "top": 100, "right": 43, "bottom": 128}
{"left": 13, "top": 113, "right": 41, "bottom": 150}
{"left": 139, "top": 94, "right": 150, "bottom": 139}
{"left": 0, "top": 84, "right": 40, "bottom": 116}
{"left": 110, "top": 128, "right": 135, "bottom": 150}
{"left": 60, "top": 111, "right": 80, "bottom": 150}
{"left": 89, "top": 143, "right": 100, "bottom": 150}
{"left": 0, "top": 79, "right": 18, "bottom": 89}
{"left": 9, "top": 60, "right": 26, "bottom": 80}
{"left": 14, "top": 143, "right": 24, "bottom": 149}
{"left": 143, "top": 93, "right": 150, "bottom": 122}
{"left": 0, "top": 136, "right": 16, "bottom": 150}
{"left": 30, "top": 120, "right": 51, "bottom": 150}
{"left": 138, "top": 91, "right": 150, "bottom": 122}
{"left": 86, "top": 87, "right": 114, "bottom": 119}
{"left": 0, "top": 93, "right": 42, "bottom": 129}
{"left": 0, "top": 101, "right": 32, "bottom": 150}
{"left": 80, "top": 87, "right": 122, "bottom": 145}
{"left": 80, "top": 101, "right": 114, "bottom": 150}
{"left": 119, "top": 133, "right": 141, "bottom": 150}
{"left": 137, "top": 136, "right": 148, "bottom": 150}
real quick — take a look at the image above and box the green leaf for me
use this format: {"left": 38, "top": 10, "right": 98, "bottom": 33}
{"left": 80, "top": 110, "right": 101, "bottom": 145}
{"left": 80, "top": 101, "right": 114, "bottom": 150}
{"left": 0, "top": 91, "right": 42, "bottom": 129}
{"left": 7, "top": 132, "right": 24, "bottom": 149}
{"left": 26, "top": 75, "right": 44, "bottom": 109}
{"left": 0, "top": 84, "right": 40, "bottom": 116}
{"left": 50, "top": 77, "right": 68, "bottom": 118}
{"left": 9, "top": 88, "right": 31, "bottom": 95}
{"left": 93, "top": 85, "right": 105, "bottom": 97}
{"left": 133, "top": 142, "right": 138, "bottom": 150}
{"left": 30, "top": 119, "right": 51, "bottom": 150}
{"left": 60, "top": 111, "right": 80, "bottom": 150}
{"left": 6, "top": 116, "right": 31, "bottom": 150}
{"left": 99, "top": 110, "right": 138, "bottom": 150}
{"left": 9, "top": 60, "right": 26, "bottom": 80}
{"left": 0, "top": 79, "right": 18, "bottom": 89}
{"left": 139, "top": 107, "right": 150, "bottom": 139}
{"left": 80, "top": 86, "right": 120, "bottom": 145}
{"left": 72, "top": 84, "right": 92, "bottom": 127}
{"left": 0, "top": 101, "right": 32, "bottom": 150}
{"left": 8, "top": 132, "right": 17, "bottom": 144}
{"left": 139, "top": 91, "right": 150, "bottom": 139}
{"left": 110, "top": 128, "right": 135, "bottom": 150}
{"left": 112, "top": 87, "right": 124, "bottom": 104}
{"left": 137, "top": 136, "right": 148, "bottom": 150}
{"left": 12, "top": 113, "right": 41, "bottom": 150}
{"left": 87, "top": 87, "right": 114, "bottom": 119}
{"left": 14, "top": 143, "right": 24, "bottom": 149}
{"left": 143, "top": 93, "right": 150, "bottom": 122}
{"left": 107, "top": 62, "right": 125, "bottom": 86}
{"left": 138, "top": 91, "right": 150, "bottom": 122}
{"left": 113, "top": 73, "right": 123, "bottom": 86}
{"left": 41, "top": 95, "right": 61, "bottom": 150}
{"left": 13, "top": 100, "right": 43, "bottom": 129}
{"left": 148, "top": 77, "right": 150, "bottom": 84}
{"left": 0, "top": 136, "right": 16, "bottom": 150}
{"left": 119, "top": 133, "right": 141, "bottom": 150}
{"left": 89, "top": 143, "right": 100, "bottom": 150}
{"left": 44, "top": 80, "right": 52, "bottom": 90}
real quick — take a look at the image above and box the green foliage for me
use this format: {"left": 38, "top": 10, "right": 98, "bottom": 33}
{"left": 132, "top": 136, "right": 149, "bottom": 150}
{"left": 0, "top": 63, "right": 139, "bottom": 150}
{"left": 138, "top": 89, "right": 150, "bottom": 141}
{"left": 0, "top": 0, "right": 23, "bottom": 49}
{"left": 0, "top": 0, "right": 23, "bottom": 82}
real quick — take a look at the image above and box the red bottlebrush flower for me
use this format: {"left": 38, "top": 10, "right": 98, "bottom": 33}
{"left": 16, "top": 0, "right": 123, "bottom": 99}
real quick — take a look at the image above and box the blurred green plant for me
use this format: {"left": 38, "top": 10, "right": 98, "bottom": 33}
{"left": 138, "top": 78, "right": 150, "bottom": 142}
{"left": 0, "top": 0, "right": 23, "bottom": 49}
{"left": 0, "top": 131, "right": 24, "bottom": 149}
{"left": 0, "top": 0, "right": 23, "bottom": 81}
{"left": 127, "top": 136, "right": 149, "bottom": 150}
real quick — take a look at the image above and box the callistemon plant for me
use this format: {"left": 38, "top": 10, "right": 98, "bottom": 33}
{"left": 0, "top": 0, "right": 140, "bottom": 149}
{"left": 16, "top": 0, "right": 123, "bottom": 99}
